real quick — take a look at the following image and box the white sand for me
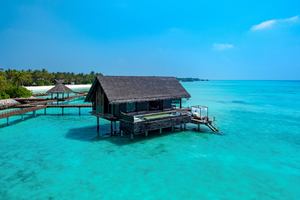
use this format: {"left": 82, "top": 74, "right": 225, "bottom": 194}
{"left": 25, "top": 84, "right": 91, "bottom": 94}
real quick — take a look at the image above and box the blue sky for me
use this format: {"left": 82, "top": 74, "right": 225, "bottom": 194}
{"left": 0, "top": 0, "right": 299, "bottom": 79}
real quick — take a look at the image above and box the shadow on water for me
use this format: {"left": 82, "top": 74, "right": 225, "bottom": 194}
{"left": 66, "top": 125, "right": 216, "bottom": 146}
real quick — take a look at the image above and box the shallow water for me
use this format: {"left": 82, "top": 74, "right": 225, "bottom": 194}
{"left": 1, "top": 81, "right": 300, "bottom": 200}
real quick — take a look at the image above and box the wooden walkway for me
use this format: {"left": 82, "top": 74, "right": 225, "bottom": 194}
{"left": 0, "top": 104, "right": 92, "bottom": 119}
{"left": 0, "top": 105, "right": 47, "bottom": 124}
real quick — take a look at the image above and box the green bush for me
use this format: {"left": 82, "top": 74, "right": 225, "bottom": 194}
{"left": 5, "top": 86, "right": 32, "bottom": 98}
{"left": 0, "top": 91, "right": 10, "bottom": 99}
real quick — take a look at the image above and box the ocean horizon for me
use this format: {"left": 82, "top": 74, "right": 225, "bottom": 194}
{"left": 1, "top": 80, "right": 300, "bottom": 199}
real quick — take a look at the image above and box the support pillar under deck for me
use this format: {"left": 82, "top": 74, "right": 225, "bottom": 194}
{"left": 97, "top": 117, "right": 100, "bottom": 137}
{"left": 110, "top": 121, "right": 113, "bottom": 136}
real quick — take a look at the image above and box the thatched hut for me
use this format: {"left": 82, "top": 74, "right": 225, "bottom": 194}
{"left": 47, "top": 80, "right": 74, "bottom": 101}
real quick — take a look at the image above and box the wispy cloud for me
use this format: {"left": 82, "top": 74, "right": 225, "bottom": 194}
{"left": 251, "top": 15, "right": 299, "bottom": 31}
{"left": 213, "top": 43, "right": 234, "bottom": 51}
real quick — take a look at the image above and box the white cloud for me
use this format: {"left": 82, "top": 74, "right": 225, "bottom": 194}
{"left": 251, "top": 15, "right": 299, "bottom": 31}
{"left": 213, "top": 43, "right": 234, "bottom": 51}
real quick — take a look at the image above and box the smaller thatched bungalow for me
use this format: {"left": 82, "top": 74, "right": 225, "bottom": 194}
{"left": 85, "top": 75, "right": 192, "bottom": 138}
{"left": 47, "top": 80, "right": 74, "bottom": 101}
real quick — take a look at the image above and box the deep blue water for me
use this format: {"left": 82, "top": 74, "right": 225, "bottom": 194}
{"left": 0, "top": 81, "right": 300, "bottom": 199}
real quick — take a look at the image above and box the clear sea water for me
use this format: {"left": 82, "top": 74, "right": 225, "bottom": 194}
{"left": 0, "top": 81, "right": 300, "bottom": 200}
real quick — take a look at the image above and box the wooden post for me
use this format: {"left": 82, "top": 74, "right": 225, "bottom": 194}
{"left": 180, "top": 124, "right": 183, "bottom": 131}
{"left": 33, "top": 110, "right": 36, "bottom": 117}
{"left": 114, "top": 121, "right": 117, "bottom": 134}
{"left": 97, "top": 117, "right": 100, "bottom": 136}
{"left": 180, "top": 98, "right": 182, "bottom": 109}
{"left": 110, "top": 121, "right": 113, "bottom": 136}
{"left": 62, "top": 107, "right": 64, "bottom": 115}
{"left": 159, "top": 128, "right": 162, "bottom": 134}
{"left": 57, "top": 92, "right": 59, "bottom": 104}
{"left": 130, "top": 133, "right": 134, "bottom": 140}
{"left": 197, "top": 124, "right": 200, "bottom": 132}
{"left": 184, "top": 123, "right": 186, "bottom": 130}
{"left": 79, "top": 107, "right": 81, "bottom": 115}
{"left": 172, "top": 126, "right": 174, "bottom": 132}
{"left": 21, "top": 114, "right": 24, "bottom": 120}
{"left": 145, "top": 131, "right": 148, "bottom": 137}
{"left": 44, "top": 108, "right": 47, "bottom": 115}
{"left": 6, "top": 117, "right": 9, "bottom": 126}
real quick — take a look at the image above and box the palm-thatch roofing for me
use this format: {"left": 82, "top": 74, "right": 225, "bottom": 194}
{"left": 46, "top": 80, "right": 74, "bottom": 94}
{"left": 85, "top": 76, "right": 191, "bottom": 104}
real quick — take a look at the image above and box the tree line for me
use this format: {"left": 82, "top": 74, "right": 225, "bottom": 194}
{"left": 0, "top": 69, "right": 102, "bottom": 99}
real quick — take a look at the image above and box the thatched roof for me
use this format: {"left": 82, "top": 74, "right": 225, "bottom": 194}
{"left": 46, "top": 80, "right": 74, "bottom": 94}
{"left": 85, "top": 76, "right": 191, "bottom": 104}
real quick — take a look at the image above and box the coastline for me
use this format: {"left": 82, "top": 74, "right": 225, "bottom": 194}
{"left": 25, "top": 84, "right": 92, "bottom": 94}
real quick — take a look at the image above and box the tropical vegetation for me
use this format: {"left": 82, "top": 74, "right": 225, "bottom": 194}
{"left": 0, "top": 69, "right": 102, "bottom": 99}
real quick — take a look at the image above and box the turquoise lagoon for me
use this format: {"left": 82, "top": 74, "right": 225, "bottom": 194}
{"left": 0, "top": 81, "right": 300, "bottom": 199}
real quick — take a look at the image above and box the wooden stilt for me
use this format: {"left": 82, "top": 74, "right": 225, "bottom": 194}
{"left": 44, "top": 108, "right": 47, "bottom": 115}
{"left": 62, "top": 107, "right": 64, "bottom": 115}
{"left": 130, "top": 133, "right": 134, "bottom": 139}
{"left": 159, "top": 128, "right": 162, "bottom": 134}
{"left": 7, "top": 117, "right": 9, "bottom": 125}
{"left": 184, "top": 123, "right": 186, "bottom": 130}
{"left": 145, "top": 131, "right": 148, "bottom": 137}
{"left": 114, "top": 121, "right": 117, "bottom": 134}
{"left": 197, "top": 124, "right": 200, "bottom": 131}
{"left": 110, "top": 121, "right": 113, "bottom": 135}
{"left": 172, "top": 126, "right": 174, "bottom": 132}
{"left": 21, "top": 114, "right": 24, "bottom": 120}
{"left": 97, "top": 117, "right": 100, "bottom": 136}
{"left": 79, "top": 107, "right": 81, "bottom": 115}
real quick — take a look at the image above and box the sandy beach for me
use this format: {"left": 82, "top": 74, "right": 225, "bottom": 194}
{"left": 25, "top": 84, "right": 91, "bottom": 94}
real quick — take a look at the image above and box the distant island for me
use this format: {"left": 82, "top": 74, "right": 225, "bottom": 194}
{"left": 177, "top": 78, "right": 209, "bottom": 82}
{"left": 0, "top": 68, "right": 209, "bottom": 99}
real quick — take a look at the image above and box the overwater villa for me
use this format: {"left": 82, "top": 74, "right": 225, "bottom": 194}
{"left": 85, "top": 75, "right": 218, "bottom": 138}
